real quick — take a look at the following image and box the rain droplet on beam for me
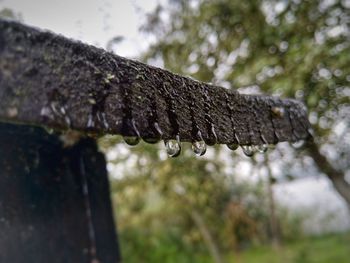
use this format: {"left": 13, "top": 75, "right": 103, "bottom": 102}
{"left": 164, "top": 137, "right": 181, "bottom": 157}
{"left": 143, "top": 137, "right": 160, "bottom": 144}
{"left": 143, "top": 122, "right": 162, "bottom": 144}
{"left": 241, "top": 145, "right": 255, "bottom": 157}
{"left": 192, "top": 141, "right": 207, "bottom": 156}
{"left": 271, "top": 106, "right": 285, "bottom": 118}
{"left": 124, "top": 119, "right": 140, "bottom": 146}
{"left": 206, "top": 124, "right": 218, "bottom": 146}
{"left": 87, "top": 114, "right": 95, "bottom": 128}
{"left": 256, "top": 144, "right": 268, "bottom": 153}
{"left": 124, "top": 136, "right": 140, "bottom": 146}
{"left": 292, "top": 140, "right": 305, "bottom": 149}
{"left": 227, "top": 143, "right": 239, "bottom": 151}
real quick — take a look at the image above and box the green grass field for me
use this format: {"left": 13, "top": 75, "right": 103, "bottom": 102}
{"left": 234, "top": 232, "right": 350, "bottom": 263}
{"left": 121, "top": 231, "right": 350, "bottom": 262}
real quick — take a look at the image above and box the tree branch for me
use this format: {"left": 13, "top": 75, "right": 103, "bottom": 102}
{"left": 307, "top": 141, "right": 350, "bottom": 207}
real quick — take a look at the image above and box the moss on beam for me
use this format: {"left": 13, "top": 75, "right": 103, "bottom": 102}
{"left": 0, "top": 19, "right": 312, "bottom": 145}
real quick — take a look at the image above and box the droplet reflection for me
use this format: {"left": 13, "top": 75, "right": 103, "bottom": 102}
{"left": 292, "top": 140, "right": 305, "bottom": 149}
{"left": 192, "top": 141, "right": 207, "bottom": 156}
{"left": 124, "top": 136, "right": 140, "bottom": 146}
{"left": 227, "top": 143, "right": 239, "bottom": 151}
{"left": 256, "top": 144, "right": 268, "bottom": 153}
{"left": 241, "top": 145, "right": 254, "bottom": 157}
{"left": 165, "top": 139, "right": 181, "bottom": 157}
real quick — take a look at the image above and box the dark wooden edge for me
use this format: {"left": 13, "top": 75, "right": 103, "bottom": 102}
{"left": 0, "top": 19, "right": 312, "bottom": 145}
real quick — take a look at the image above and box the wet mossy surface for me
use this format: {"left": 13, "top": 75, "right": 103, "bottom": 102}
{"left": 0, "top": 19, "right": 312, "bottom": 146}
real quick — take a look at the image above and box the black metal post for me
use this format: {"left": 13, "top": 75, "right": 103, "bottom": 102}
{"left": 0, "top": 123, "right": 120, "bottom": 263}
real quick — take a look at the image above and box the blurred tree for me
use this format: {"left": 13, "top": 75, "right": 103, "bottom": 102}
{"left": 100, "top": 138, "right": 287, "bottom": 262}
{"left": 140, "top": 0, "right": 350, "bottom": 207}
{"left": 0, "top": 8, "right": 22, "bottom": 21}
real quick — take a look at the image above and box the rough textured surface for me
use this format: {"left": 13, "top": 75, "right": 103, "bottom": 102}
{"left": 0, "top": 123, "right": 121, "bottom": 263}
{"left": 0, "top": 19, "right": 312, "bottom": 145}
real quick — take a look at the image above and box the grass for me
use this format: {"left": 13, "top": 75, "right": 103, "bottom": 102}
{"left": 234, "top": 232, "right": 350, "bottom": 263}
{"left": 120, "top": 230, "right": 350, "bottom": 262}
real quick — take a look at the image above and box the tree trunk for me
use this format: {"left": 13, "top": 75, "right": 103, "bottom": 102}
{"left": 190, "top": 209, "right": 224, "bottom": 263}
{"left": 307, "top": 141, "right": 350, "bottom": 209}
{"left": 265, "top": 162, "right": 281, "bottom": 248}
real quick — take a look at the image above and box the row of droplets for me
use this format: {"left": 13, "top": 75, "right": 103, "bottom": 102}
{"left": 123, "top": 133, "right": 273, "bottom": 158}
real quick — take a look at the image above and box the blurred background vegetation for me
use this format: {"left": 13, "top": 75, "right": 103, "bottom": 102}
{"left": 2, "top": 0, "right": 350, "bottom": 262}
{"left": 100, "top": 0, "right": 350, "bottom": 262}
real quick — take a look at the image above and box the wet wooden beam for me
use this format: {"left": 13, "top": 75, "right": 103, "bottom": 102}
{"left": 0, "top": 19, "right": 312, "bottom": 145}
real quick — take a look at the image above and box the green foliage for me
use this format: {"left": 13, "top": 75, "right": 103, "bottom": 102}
{"left": 142, "top": 0, "right": 349, "bottom": 152}
{"left": 0, "top": 8, "right": 22, "bottom": 21}
{"left": 237, "top": 232, "right": 350, "bottom": 263}
{"left": 100, "top": 138, "right": 306, "bottom": 260}
{"left": 103, "top": 0, "right": 350, "bottom": 261}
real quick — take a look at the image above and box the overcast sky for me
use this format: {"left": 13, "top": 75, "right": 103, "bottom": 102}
{"left": 0, "top": 0, "right": 160, "bottom": 57}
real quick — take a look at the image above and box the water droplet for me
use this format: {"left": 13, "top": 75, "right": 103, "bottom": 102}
{"left": 88, "top": 98, "right": 97, "bottom": 105}
{"left": 40, "top": 106, "right": 52, "bottom": 118}
{"left": 227, "top": 143, "right": 239, "bottom": 151}
{"left": 268, "top": 144, "right": 276, "bottom": 150}
{"left": 271, "top": 107, "right": 285, "bottom": 118}
{"left": 60, "top": 107, "right": 66, "bottom": 115}
{"left": 131, "top": 119, "right": 140, "bottom": 137}
{"left": 241, "top": 145, "right": 254, "bottom": 157}
{"left": 256, "top": 144, "right": 268, "bottom": 153}
{"left": 261, "top": 134, "right": 268, "bottom": 144}
{"left": 234, "top": 133, "right": 241, "bottom": 144}
{"left": 50, "top": 102, "right": 59, "bottom": 115}
{"left": 143, "top": 137, "right": 160, "bottom": 144}
{"left": 87, "top": 114, "right": 94, "bottom": 128}
{"left": 44, "top": 127, "right": 54, "bottom": 134}
{"left": 292, "top": 140, "right": 305, "bottom": 149}
{"left": 307, "top": 128, "right": 315, "bottom": 137}
{"left": 64, "top": 116, "right": 71, "bottom": 127}
{"left": 154, "top": 122, "right": 163, "bottom": 137}
{"left": 206, "top": 124, "right": 218, "bottom": 146}
{"left": 192, "top": 141, "right": 207, "bottom": 156}
{"left": 124, "top": 136, "right": 140, "bottom": 146}
{"left": 144, "top": 122, "right": 162, "bottom": 144}
{"left": 7, "top": 107, "right": 18, "bottom": 118}
{"left": 165, "top": 139, "right": 181, "bottom": 157}
{"left": 97, "top": 112, "right": 109, "bottom": 129}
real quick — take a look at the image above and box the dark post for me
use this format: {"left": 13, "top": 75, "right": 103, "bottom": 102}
{"left": 0, "top": 123, "right": 120, "bottom": 263}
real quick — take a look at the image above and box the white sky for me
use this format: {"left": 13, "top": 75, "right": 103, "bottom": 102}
{"left": 1, "top": 0, "right": 349, "bottom": 233}
{"left": 0, "top": 0, "right": 160, "bottom": 57}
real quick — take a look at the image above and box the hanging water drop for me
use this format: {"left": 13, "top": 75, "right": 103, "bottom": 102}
{"left": 241, "top": 145, "right": 254, "bottom": 157}
{"left": 154, "top": 122, "right": 163, "bottom": 137}
{"left": 192, "top": 141, "right": 207, "bottom": 156}
{"left": 292, "top": 140, "right": 305, "bottom": 149}
{"left": 60, "top": 107, "right": 66, "bottom": 115}
{"left": 143, "top": 137, "right": 160, "bottom": 144}
{"left": 206, "top": 124, "right": 218, "bottom": 146}
{"left": 87, "top": 114, "right": 94, "bottom": 128}
{"left": 165, "top": 139, "right": 181, "bottom": 157}
{"left": 144, "top": 122, "right": 162, "bottom": 144}
{"left": 44, "top": 127, "right": 54, "bottom": 134}
{"left": 271, "top": 106, "right": 285, "bottom": 118}
{"left": 124, "top": 136, "right": 140, "bottom": 146}
{"left": 256, "top": 144, "right": 268, "bottom": 153}
{"left": 64, "top": 116, "right": 71, "bottom": 127}
{"left": 227, "top": 143, "right": 239, "bottom": 151}
{"left": 101, "top": 112, "right": 109, "bottom": 129}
